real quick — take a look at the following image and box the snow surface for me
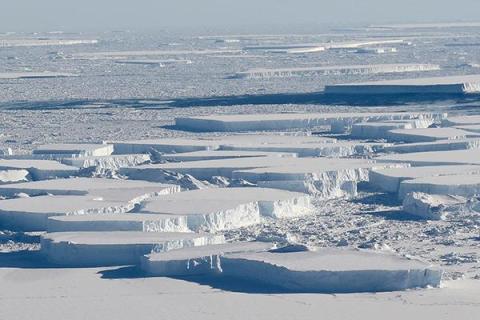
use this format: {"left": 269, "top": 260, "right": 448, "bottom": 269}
{"left": 0, "top": 72, "right": 77, "bottom": 79}
{"left": 386, "top": 128, "right": 477, "bottom": 143}
{"left": 399, "top": 174, "right": 480, "bottom": 199}
{"left": 377, "top": 149, "right": 480, "bottom": 166}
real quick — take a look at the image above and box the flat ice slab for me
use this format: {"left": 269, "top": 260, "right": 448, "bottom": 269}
{"left": 386, "top": 128, "right": 476, "bottom": 143}
{"left": 325, "top": 75, "right": 480, "bottom": 95}
{"left": 0, "top": 159, "right": 78, "bottom": 180}
{"left": 443, "top": 115, "right": 480, "bottom": 126}
{"left": 139, "top": 187, "right": 312, "bottom": 231}
{"left": 403, "top": 192, "right": 466, "bottom": 220}
{"left": 0, "top": 195, "right": 141, "bottom": 231}
{"left": 142, "top": 241, "right": 274, "bottom": 276}
{"left": 384, "top": 138, "right": 480, "bottom": 153}
{"left": 369, "top": 165, "right": 480, "bottom": 193}
{"left": 47, "top": 213, "right": 190, "bottom": 233}
{"left": 0, "top": 72, "right": 76, "bottom": 79}
{"left": 0, "top": 177, "right": 179, "bottom": 199}
{"left": 399, "top": 174, "right": 480, "bottom": 199}
{"left": 62, "top": 154, "right": 150, "bottom": 169}
{"left": 161, "top": 150, "right": 295, "bottom": 162}
{"left": 377, "top": 149, "right": 480, "bottom": 166}
{"left": 112, "top": 138, "right": 220, "bottom": 154}
{"left": 221, "top": 249, "right": 442, "bottom": 293}
{"left": 41, "top": 231, "right": 225, "bottom": 267}
{"left": 33, "top": 143, "right": 113, "bottom": 157}
{"left": 351, "top": 119, "right": 433, "bottom": 139}
{"left": 233, "top": 64, "right": 440, "bottom": 79}
{"left": 175, "top": 112, "right": 445, "bottom": 133}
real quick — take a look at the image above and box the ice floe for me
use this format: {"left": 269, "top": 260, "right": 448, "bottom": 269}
{"left": 325, "top": 75, "right": 480, "bottom": 95}
{"left": 138, "top": 187, "right": 312, "bottom": 231}
{"left": 175, "top": 112, "right": 445, "bottom": 133}
{"left": 220, "top": 248, "right": 442, "bottom": 293}
{"left": 40, "top": 231, "right": 225, "bottom": 267}
{"left": 403, "top": 192, "right": 466, "bottom": 220}
{"left": 142, "top": 241, "right": 274, "bottom": 276}
{"left": 0, "top": 159, "right": 78, "bottom": 180}
{"left": 233, "top": 64, "right": 439, "bottom": 79}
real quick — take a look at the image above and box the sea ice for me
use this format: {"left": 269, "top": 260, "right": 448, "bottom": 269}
{"left": 399, "top": 174, "right": 480, "bottom": 199}
{"left": 33, "top": 143, "right": 114, "bottom": 157}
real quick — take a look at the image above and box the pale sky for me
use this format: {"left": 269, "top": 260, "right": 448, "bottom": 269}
{"left": 1, "top": 0, "right": 480, "bottom": 32}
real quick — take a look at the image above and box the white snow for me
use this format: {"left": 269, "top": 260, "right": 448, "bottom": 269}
{"left": 142, "top": 241, "right": 274, "bottom": 276}
{"left": 221, "top": 248, "right": 441, "bottom": 293}
{"left": 402, "top": 192, "right": 466, "bottom": 220}
{"left": 41, "top": 231, "right": 225, "bottom": 266}
{"left": 175, "top": 112, "right": 446, "bottom": 133}
{"left": 112, "top": 138, "right": 220, "bottom": 154}
{"left": 325, "top": 75, "right": 480, "bottom": 95}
